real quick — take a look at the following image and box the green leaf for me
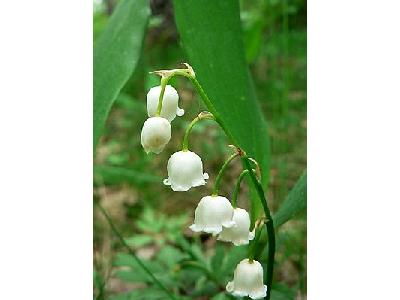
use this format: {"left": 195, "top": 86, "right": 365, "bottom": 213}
{"left": 114, "top": 253, "right": 163, "bottom": 284}
{"left": 173, "top": 0, "right": 270, "bottom": 175}
{"left": 221, "top": 245, "right": 248, "bottom": 277}
{"left": 93, "top": 269, "right": 105, "bottom": 298}
{"left": 157, "top": 246, "right": 185, "bottom": 269}
{"left": 114, "top": 253, "right": 162, "bottom": 273}
{"left": 125, "top": 234, "right": 154, "bottom": 248}
{"left": 94, "top": 165, "right": 161, "bottom": 186}
{"left": 210, "top": 245, "right": 225, "bottom": 278}
{"left": 270, "top": 290, "right": 295, "bottom": 300}
{"left": 115, "top": 269, "right": 150, "bottom": 283}
{"left": 176, "top": 237, "right": 205, "bottom": 262}
{"left": 179, "top": 260, "right": 210, "bottom": 279}
{"left": 270, "top": 283, "right": 296, "bottom": 300}
{"left": 210, "top": 293, "right": 232, "bottom": 300}
{"left": 93, "top": 0, "right": 150, "bottom": 150}
{"left": 273, "top": 171, "right": 307, "bottom": 228}
{"left": 109, "top": 289, "right": 169, "bottom": 300}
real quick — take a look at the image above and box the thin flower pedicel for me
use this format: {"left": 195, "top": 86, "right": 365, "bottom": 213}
{"left": 147, "top": 85, "right": 184, "bottom": 122}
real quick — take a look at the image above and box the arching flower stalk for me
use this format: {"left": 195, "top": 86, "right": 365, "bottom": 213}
{"left": 216, "top": 167, "right": 258, "bottom": 245}
{"left": 181, "top": 111, "right": 214, "bottom": 151}
{"left": 163, "top": 111, "right": 213, "bottom": 191}
{"left": 189, "top": 146, "right": 240, "bottom": 234}
{"left": 142, "top": 63, "right": 276, "bottom": 300}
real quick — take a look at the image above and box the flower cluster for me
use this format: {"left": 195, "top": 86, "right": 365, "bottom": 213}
{"left": 140, "top": 65, "right": 267, "bottom": 299}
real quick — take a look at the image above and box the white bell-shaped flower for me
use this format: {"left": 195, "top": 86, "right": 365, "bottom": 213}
{"left": 217, "top": 208, "right": 255, "bottom": 246}
{"left": 140, "top": 117, "right": 171, "bottom": 154}
{"left": 163, "top": 150, "right": 209, "bottom": 191}
{"left": 226, "top": 259, "right": 268, "bottom": 299}
{"left": 189, "top": 195, "right": 235, "bottom": 234}
{"left": 147, "top": 85, "right": 184, "bottom": 122}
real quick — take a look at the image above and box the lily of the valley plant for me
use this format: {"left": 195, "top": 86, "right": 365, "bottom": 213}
{"left": 139, "top": 64, "right": 276, "bottom": 300}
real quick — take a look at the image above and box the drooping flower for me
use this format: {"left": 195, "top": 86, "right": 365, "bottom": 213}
{"left": 147, "top": 85, "right": 184, "bottom": 122}
{"left": 217, "top": 208, "right": 255, "bottom": 246}
{"left": 163, "top": 150, "right": 209, "bottom": 191}
{"left": 140, "top": 117, "right": 171, "bottom": 154}
{"left": 189, "top": 195, "right": 235, "bottom": 234}
{"left": 226, "top": 259, "right": 268, "bottom": 299}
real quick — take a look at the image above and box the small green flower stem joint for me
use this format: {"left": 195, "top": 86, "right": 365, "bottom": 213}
{"left": 152, "top": 63, "right": 195, "bottom": 117}
{"left": 151, "top": 63, "right": 229, "bottom": 136}
{"left": 181, "top": 111, "right": 214, "bottom": 151}
{"left": 211, "top": 151, "right": 240, "bottom": 196}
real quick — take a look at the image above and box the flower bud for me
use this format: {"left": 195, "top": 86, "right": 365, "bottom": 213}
{"left": 147, "top": 85, "right": 184, "bottom": 122}
{"left": 189, "top": 195, "right": 235, "bottom": 234}
{"left": 141, "top": 117, "right": 171, "bottom": 154}
{"left": 226, "top": 259, "right": 268, "bottom": 299}
{"left": 163, "top": 150, "right": 209, "bottom": 191}
{"left": 217, "top": 208, "right": 255, "bottom": 246}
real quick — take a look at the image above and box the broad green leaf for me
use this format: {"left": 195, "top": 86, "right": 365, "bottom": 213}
{"left": 173, "top": 0, "right": 270, "bottom": 176}
{"left": 273, "top": 171, "right": 307, "bottom": 228}
{"left": 93, "top": 0, "right": 150, "bottom": 150}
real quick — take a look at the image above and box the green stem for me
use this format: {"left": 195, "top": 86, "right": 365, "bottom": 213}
{"left": 95, "top": 202, "right": 179, "bottom": 300}
{"left": 187, "top": 77, "right": 232, "bottom": 138}
{"left": 242, "top": 157, "right": 275, "bottom": 300}
{"left": 211, "top": 153, "right": 239, "bottom": 196}
{"left": 155, "top": 77, "right": 169, "bottom": 116}
{"left": 248, "top": 224, "right": 264, "bottom": 261}
{"left": 182, "top": 111, "right": 214, "bottom": 151}
{"left": 160, "top": 71, "right": 233, "bottom": 142}
{"left": 163, "top": 68, "right": 275, "bottom": 300}
{"left": 231, "top": 169, "right": 250, "bottom": 208}
{"left": 230, "top": 168, "right": 258, "bottom": 231}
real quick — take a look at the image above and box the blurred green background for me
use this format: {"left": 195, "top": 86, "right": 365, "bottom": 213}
{"left": 94, "top": 0, "right": 306, "bottom": 299}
